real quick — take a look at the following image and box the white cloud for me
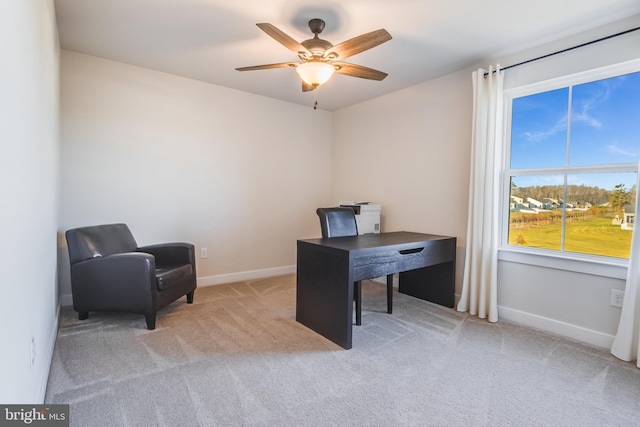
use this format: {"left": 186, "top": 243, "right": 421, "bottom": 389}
{"left": 607, "top": 144, "right": 638, "bottom": 158}
{"left": 522, "top": 115, "right": 567, "bottom": 142}
{"left": 517, "top": 75, "right": 629, "bottom": 144}
{"left": 572, "top": 98, "right": 602, "bottom": 129}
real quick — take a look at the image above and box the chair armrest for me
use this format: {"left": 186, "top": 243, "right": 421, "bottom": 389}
{"left": 70, "top": 252, "right": 157, "bottom": 313}
{"left": 138, "top": 243, "right": 195, "bottom": 267}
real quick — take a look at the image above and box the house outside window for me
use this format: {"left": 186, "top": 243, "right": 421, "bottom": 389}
{"left": 502, "top": 61, "right": 640, "bottom": 262}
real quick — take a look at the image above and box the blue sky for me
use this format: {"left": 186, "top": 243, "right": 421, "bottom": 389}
{"left": 510, "top": 71, "right": 640, "bottom": 191}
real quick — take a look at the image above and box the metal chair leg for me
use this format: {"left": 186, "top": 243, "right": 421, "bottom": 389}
{"left": 387, "top": 274, "right": 393, "bottom": 314}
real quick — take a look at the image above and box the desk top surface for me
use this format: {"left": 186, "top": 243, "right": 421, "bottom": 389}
{"left": 298, "top": 231, "right": 455, "bottom": 252}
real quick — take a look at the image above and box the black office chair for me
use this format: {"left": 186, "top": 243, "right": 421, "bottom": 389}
{"left": 316, "top": 207, "right": 393, "bottom": 325}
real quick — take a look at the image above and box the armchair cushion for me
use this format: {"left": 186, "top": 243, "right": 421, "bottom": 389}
{"left": 138, "top": 242, "right": 197, "bottom": 291}
{"left": 155, "top": 264, "right": 193, "bottom": 291}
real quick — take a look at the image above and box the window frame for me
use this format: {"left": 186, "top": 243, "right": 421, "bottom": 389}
{"left": 499, "top": 58, "right": 640, "bottom": 279}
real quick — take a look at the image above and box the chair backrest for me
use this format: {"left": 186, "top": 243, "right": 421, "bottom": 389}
{"left": 316, "top": 207, "right": 358, "bottom": 238}
{"left": 66, "top": 223, "right": 138, "bottom": 264}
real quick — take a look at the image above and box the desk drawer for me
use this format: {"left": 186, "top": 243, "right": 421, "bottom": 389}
{"left": 353, "top": 238, "right": 455, "bottom": 281}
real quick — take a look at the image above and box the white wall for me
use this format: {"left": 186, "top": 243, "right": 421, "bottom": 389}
{"left": 0, "top": 0, "right": 60, "bottom": 403}
{"left": 59, "top": 51, "right": 333, "bottom": 299}
{"left": 332, "top": 69, "right": 472, "bottom": 293}
{"left": 332, "top": 15, "right": 640, "bottom": 348}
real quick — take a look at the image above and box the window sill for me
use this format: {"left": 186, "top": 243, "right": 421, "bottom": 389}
{"left": 498, "top": 246, "right": 628, "bottom": 280}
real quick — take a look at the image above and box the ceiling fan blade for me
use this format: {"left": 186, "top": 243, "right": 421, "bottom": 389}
{"left": 333, "top": 62, "right": 388, "bottom": 81}
{"left": 302, "top": 81, "right": 315, "bottom": 92}
{"left": 235, "top": 62, "right": 297, "bottom": 71}
{"left": 257, "top": 23, "right": 309, "bottom": 55}
{"left": 325, "top": 29, "right": 391, "bottom": 60}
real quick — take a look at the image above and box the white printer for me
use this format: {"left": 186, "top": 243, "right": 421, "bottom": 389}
{"left": 339, "top": 202, "right": 381, "bottom": 234}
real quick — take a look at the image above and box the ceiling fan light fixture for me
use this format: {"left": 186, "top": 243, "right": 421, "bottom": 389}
{"left": 296, "top": 61, "right": 335, "bottom": 87}
{"left": 237, "top": 20, "right": 391, "bottom": 92}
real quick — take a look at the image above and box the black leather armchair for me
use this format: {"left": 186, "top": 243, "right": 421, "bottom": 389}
{"left": 316, "top": 207, "right": 393, "bottom": 325}
{"left": 65, "top": 223, "right": 197, "bottom": 329}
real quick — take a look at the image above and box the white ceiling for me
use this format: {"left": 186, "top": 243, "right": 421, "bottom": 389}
{"left": 54, "top": 0, "right": 640, "bottom": 111}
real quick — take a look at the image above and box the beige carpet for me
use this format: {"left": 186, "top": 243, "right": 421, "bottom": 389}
{"left": 46, "top": 274, "right": 640, "bottom": 426}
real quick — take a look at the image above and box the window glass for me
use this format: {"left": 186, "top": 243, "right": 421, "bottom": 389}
{"left": 510, "top": 88, "right": 568, "bottom": 169}
{"left": 563, "top": 173, "right": 636, "bottom": 258}
{"left": 506, "top": 68, "right": 640, "bottom": 260}
{"left": 508, "top": 175, "right": 563, "bottom": 251}
{"left": 570, "top": 73, "right": 640, "bottom": 166}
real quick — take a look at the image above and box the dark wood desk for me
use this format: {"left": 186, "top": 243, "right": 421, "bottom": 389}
{"left": 296, "top": 231, "right": 456, "bottom": 349}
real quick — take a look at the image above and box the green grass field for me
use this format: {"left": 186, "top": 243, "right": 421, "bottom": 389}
{"left": 509, "top": 216, "right": 632, "bottom": 258}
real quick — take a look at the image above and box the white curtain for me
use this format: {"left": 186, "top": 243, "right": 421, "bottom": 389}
{"left": 611, "top": 166, "right": 640, "bottom": 366}
{"left": 457, "top": 65, "right": 504, "bottom": 322}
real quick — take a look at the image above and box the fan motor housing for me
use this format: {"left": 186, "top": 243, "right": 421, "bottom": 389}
{"left": 301, "top": 38, "right": 333, "bottom": 55}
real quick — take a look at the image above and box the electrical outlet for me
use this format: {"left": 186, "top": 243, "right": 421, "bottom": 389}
{"left": 200, "top": 247, "right": 208, "bottom": 259}
{"left": 610, "top": 289, "right": 624, "bottom": 308}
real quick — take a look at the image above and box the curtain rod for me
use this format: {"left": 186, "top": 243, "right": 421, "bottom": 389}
{"left": 484, "top": 26, "right": 640, "bottom": 76}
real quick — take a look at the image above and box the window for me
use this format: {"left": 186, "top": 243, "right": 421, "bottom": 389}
{"left": 503, "top": 63, "right": 640, "bottom": 260}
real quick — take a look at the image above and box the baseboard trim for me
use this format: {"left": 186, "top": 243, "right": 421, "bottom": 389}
{"left": 371, "top": 275, "right": 397, "bottom": 287}
{"left": 498, "top": 305, "right": 615, "bottom": 349}
{"left": 197, "top": 265, "right": 296, "bottom": 287}
{"left": 38, "top": 302, "right": 60, "bottom": 402}
{"left": 60, "top": 293, "right": 73, "bottom": 307}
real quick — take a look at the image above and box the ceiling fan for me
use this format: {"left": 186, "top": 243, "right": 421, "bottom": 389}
{"left": 236, "top": 19, "right": 392, "bottom": 92}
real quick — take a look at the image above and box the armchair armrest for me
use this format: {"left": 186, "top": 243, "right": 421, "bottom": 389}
{"left": 138, "top": 242, "right": 195, "bottom": 268}
{"left": 71, "top": 252, "right": 157, "bottom": 314}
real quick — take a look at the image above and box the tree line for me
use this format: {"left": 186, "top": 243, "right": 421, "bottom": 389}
{"left": 511, "top": 182, "right": 636, "bottom": 214}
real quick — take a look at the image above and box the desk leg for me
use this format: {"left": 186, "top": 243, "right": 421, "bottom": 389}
{"left": 296, "top": 244, "right": 353, "bottom": 349}
{"left": 398, "top": 262, "right": 455, "bottom": 308}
